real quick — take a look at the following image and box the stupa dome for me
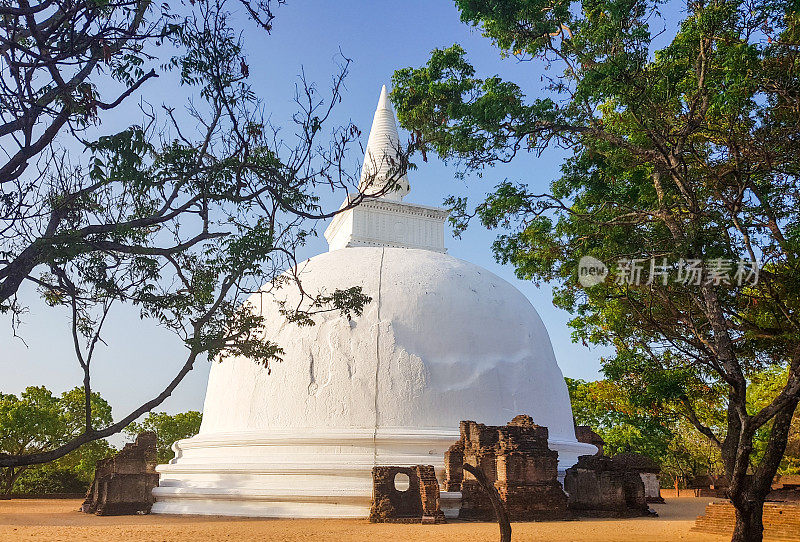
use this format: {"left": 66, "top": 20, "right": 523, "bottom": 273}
{"left": 152, "top": 86, "right": 595, "bottom": 518}
{"left": 199, "top": 246, "right": 578, "bottom": 440}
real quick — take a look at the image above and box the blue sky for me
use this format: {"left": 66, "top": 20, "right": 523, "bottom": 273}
{"left": 0, "top": 0, "right": 678, "bottom": 424}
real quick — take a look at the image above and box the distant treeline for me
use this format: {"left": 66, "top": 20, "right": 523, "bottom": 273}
{"left": 567, "top": 372, "right": 800, "bottom": 487}
{"left": 1, "top": 386, "right": 201, "bottom": 497}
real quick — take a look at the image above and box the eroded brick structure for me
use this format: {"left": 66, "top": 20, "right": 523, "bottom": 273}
{"left": 444, "top": 415, "right": 571, "bottom": 521}
{"left": 564, "top": 454, "right": 652, "bottom": 517}
{"left": 81, "top": 432, "right": 159, "bottom": 516}
{"left": 771, "top": 474, "right": 800, "bottom": 501}
{"left": 693, "top": 501, "right": 800, "bottom": 540}
{"left": 612, "top": 452, "right": 664, "bottom": 503}
{"left": 688, "top": 474, "right": 730, "bottom": 497}
{"left": 369, "top": 465, "right": 445, "bottom": 523}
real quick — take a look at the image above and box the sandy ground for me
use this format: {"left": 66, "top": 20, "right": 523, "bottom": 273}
{"left": 0, "top": 497, "right": 730, "bottom": 542}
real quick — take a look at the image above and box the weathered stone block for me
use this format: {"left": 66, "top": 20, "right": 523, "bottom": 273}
{"left": 612, "top": 452, "right": 664, "bottom": 503}
{"left": 574, "top": 425, "right": 605, "bottom": 456}
{"left": 369, "top": 465, "right": 445, "bottom": 524}
{"left": 81, "top": 432, "right": 159, "bottom": 516}
{"left": 564, "top": 455, "right": 652, "bottom": 517}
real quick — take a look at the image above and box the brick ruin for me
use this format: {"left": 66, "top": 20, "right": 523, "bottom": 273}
{"left": 691, "top": 473, "right": 800, "bottom": 500}
{"left": 612, "top": 452, "right": 664, "bottom": 503}
{"left": 572, "top": 427, "right": 664, "bottom": 508}
{"left": 770, "top": 474, "right": 800, "bottom": 501}
{"left": 369, "top": 417, "right": 662, "bottom": 525}
{"left": 564, "top": 454, "right": 653, "bottom": 517}
{"left": 369, "top": 465, "right": 445, "bottom": 523}
{"left": 444, "top": 415, "right": 571, "bottom": 521}
{"left": 81, "top": 432, "right": 160, "bottom": 516}
{"left": 687, "top": 474, "right": 730, "bottom": 497}
{"left": 693, "top": 501, "right": 800, "bottom": 540}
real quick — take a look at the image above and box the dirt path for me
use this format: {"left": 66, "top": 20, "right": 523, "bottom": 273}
{"left": 0, "top": 497, "right": 728, "bottom": 542}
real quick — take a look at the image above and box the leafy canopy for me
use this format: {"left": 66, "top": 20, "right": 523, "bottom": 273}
{"left": 392, "top": 0, "right": 800, "bottom": 526}
{"left": 1, "top": 0, "right": 383, "bottom": 467}
{"left": 125, "top": 411, "right": 202, "bottom": 463}
{"left": 0, "top": 387, "right": 112, "bottom": 493}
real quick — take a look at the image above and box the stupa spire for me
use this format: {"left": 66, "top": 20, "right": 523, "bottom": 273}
{"left": 324, "top": 84, "right": 448, "bottom": 253}
{"left": 376, "top": 84, "right": 390, "bottom": 110}
{"left": 358, "top": 85, "right": 410, "bottom": 201}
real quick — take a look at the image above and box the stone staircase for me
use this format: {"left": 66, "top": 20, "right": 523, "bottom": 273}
{"left": 692, "top": 501, "right": 800, "bottom": 541}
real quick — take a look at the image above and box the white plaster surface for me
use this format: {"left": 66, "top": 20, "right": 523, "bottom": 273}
{"left": 641, "top": 472, "right": 663, "bottom": 501}
{"left": 154, "top": 248, "right": 596, "bottom": 517}
{"left": 324, "top": 198, "right": 449, "bottom": 252}
{"left": 358, "top": 85, "right": 410, "bottom": 200}
{"left": 201, "top": 248, "right": 577, "bottom": 436}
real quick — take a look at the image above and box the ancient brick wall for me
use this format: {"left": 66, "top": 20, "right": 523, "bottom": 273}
{"left": 692, "top": 501, "right": 800, "bottom": 540}
{"left": 445, "top": 416, "right": 570, "bottom": 521}
{"left": 81, "top": 432, "right": 160, "bottom": 516}
{"left": 416, "top": 465, "right": 446, "bottom": 524}
{"left": 369, "top": 465, "right": 444, "bottom": 523}
{"left": 563, "top": 455, "right": 652, "bottom": 517}
{"left": 443, "top": 442, "right": 464, "bottom": 492}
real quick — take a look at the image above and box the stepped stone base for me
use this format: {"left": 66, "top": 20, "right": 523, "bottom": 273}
{"left": 692, "top": 501, "right": 800, "bottom": 541}
{"left": 154, "top": 427, "right": 592, "bottom": 518}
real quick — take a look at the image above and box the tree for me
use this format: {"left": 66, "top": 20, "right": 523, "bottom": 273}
{"left": 12, "top": 438, "right": 116, "bottom": 495}
{"left": 748, "top": 367, "right": 800, "bottom": 474}
{"left": 391, "top": 1, "right": 799, "bottom": 540}
{"left": 660, "top": 418, "right": 724, "bottom": 487}
{"left": 567, "top": 377, "right": 725, "bottom": 486}
{"left": 0, "top": 386, "right": 112, "bottom": 496}
{"left": 1, "top": 1, "right": 404, "bottom": 468}
{"left": 566, "top": 377, "right": 674, "bottom": 459}
{"left": 124, "top": 411, "right": 202, "bottom": 463}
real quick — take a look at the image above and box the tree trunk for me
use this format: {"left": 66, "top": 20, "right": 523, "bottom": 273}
{"left": 731, "top": 500, "right": 764, "bottom": 542}
{"left": 727, "top": 397, "right": 799, "bottom": 542}
{"left": 463, "top": 463, "right": 511, "bottom": 542}
{"left": 1, "top": 467, "right": 17, "bottom": 499}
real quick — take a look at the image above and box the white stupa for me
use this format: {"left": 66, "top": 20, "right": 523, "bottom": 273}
{"left": 152, "top": 86, "right": 595, "bottom": 518}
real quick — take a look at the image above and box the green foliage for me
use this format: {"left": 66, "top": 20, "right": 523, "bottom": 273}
{"left": 13, "top": 439, "right": 116, "bottom": 495}
{"left": 2, "top": 0, "right": 375, "bottom": 468}
{"left": 569, "top": 370, "right": 800, "bottom": 483}
{"left": 567, "top": 376, "right": 725, "bottom": 483}
{"left": 659, "top": 419, "right": 724, "bottom": 485}
{"left": 393, "top": 0, "right": 800, "bottom": 520}
{"left": 12, "top": 468, "right": 87, "bottom": 495}
{"left": 0, "top": 387, "right": 113, "bottom": 494}
{"left": 749, "top": 367, "right": 800, "bottom": 474}
{"left": 124, "top": 411, "right": 202, "bottom": 464}
{"left": 566, "top": 377, "right": 674, "bottom": 459}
